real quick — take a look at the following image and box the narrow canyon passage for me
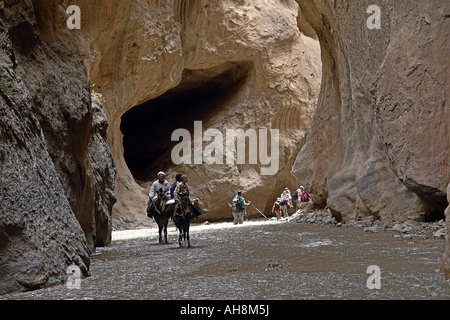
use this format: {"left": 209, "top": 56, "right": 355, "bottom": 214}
{"left": 4, "top": 221, "right": 448, "bottom": 300}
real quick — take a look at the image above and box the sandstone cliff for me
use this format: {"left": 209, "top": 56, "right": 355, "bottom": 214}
{"left": 0, "top": 0, "right": 115, "bottom": 294}
{"left": 1, "top": 0, "right": 449, "bottom": 295}
{"left": 442, "top": 183, "right": 450, "bottom": 279}
{"left": 71, "top": 0, "right": 322, "bottom": 228}
{"left": 292, "top": 0, "right": 449, "bottom": 276}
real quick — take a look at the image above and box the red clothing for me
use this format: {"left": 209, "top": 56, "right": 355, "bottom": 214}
{"left": 273, "top": 201, "right": 281, "bottom": 211}
{"left": 300, "top": 191, "right": 311, "bottom": 202}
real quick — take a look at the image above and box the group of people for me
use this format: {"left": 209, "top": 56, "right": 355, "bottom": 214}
{"left": 147, "top": 172, "right": 312, "bottom": 224}
{"left": 227, "top": 185, "right": 312, "bottom": 225}
{"left": 147, "top": 171, "right": 189, "bottom": 217}
{"left": 272, "top": 186, "right": 311, "bottom": 221}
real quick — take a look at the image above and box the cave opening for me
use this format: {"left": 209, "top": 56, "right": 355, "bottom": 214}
{"left": 120, "top": 61, "right": 253, "bottom": 182}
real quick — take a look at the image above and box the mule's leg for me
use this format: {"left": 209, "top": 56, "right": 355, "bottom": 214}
{"left": 158, "top": 222, "right": 163, "bottom": 244}
{"left": 163, "top": 222, "right": 168, "bottom": 244}
{"left": 178, "top": 227, "right": 183, "bottom": 247}
{"left": 186, "top": 223, "right": 191, "bottom": 248}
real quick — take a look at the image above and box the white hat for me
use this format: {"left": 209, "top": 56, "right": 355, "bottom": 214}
{"left": 157, "top": 171, "right": 166, "bottom": 177}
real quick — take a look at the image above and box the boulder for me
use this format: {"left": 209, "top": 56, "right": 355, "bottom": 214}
{"left": 434, "top": 228, "right": 447, "bottom": 240}
{"left": 363, "top": 226, "right": 386, "bottom": 233}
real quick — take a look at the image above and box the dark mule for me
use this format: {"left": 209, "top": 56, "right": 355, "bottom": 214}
{"left": 173, "top": 197, "right": 206, "bottom": 247}
{"left": 147, "top": 193, "right": 173, "bottom": 244}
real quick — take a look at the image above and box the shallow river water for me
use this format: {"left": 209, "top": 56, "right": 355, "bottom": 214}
{"left": 4, "top": 219, "right": 449, "bottom": 300}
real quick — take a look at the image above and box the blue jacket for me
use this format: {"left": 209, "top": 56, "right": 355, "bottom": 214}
{"left": 170, "top": 181, "right": 179, "bottom": 198}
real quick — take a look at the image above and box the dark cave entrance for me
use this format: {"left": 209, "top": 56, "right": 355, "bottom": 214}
{"left": 120, "top": 61, "right": 253, "bottom": 182}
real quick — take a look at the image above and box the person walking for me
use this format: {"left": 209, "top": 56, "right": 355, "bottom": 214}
{"left": 280, "top": 187, "right": 293, "bottom": 219}
{"left": 272, "top": 198, "right": 282, "bottom": 221}
{"left": 230, "top": 190, "right": 250, "bottom": 225}
{"left": 300, "top": 186, "right": 311, "bottom": 203}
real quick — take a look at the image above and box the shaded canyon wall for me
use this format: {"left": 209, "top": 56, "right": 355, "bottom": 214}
{"left": 0, "top": 0, "right": 115, "bottom": 294}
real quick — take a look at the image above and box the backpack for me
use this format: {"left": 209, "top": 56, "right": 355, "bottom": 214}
{"left": 274, "top": 202, "right": 280, "bottom": 210}
{"left": 232, "top": 196, "right": 243, "bottom": 212}
{"left": 292, "top": 190, "right": 299, "bottom": 200}
{"left": 301, "top": 191, "right": 310, "bottom": 202}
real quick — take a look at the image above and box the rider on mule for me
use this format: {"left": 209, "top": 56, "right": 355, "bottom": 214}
{"left": 148, "top": 171, "right": 170, "bottom": 218}
{"left": 173, "top": 175, "right": 190, "bottom": 215}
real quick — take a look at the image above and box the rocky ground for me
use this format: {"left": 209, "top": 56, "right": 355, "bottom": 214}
{"left": 286, "top": 204, "right": 447, "bottom": 240}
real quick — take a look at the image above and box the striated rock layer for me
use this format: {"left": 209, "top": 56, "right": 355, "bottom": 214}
{"left": 0, "top": 0, "right": 115, "bottom": 294}
{"left": 292, "top": 0, "right": 449, "bottom": 276}
{"left": 72, "top": 0, "right": 322, "bottom": 228}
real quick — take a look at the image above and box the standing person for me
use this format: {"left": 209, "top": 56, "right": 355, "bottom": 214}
{"left": 293, "top": 186, "right": 301, "bottom": 208}
{"left": 148, "top": 171, "right": 171, "bottom": 217}
{"left": 174, "top": 175, "right": 190, "bottom": 215}
{"left": 231, "top": 190, "right": 250, "bottom": 225}
{"left": 300, "top": 186, "right": 311, "bottom": 203}
{"left": 280, "top": 187, "right": 293, "bottom": 219}
{"left": 272, "top": 198, "right": 282, "bottom": 221}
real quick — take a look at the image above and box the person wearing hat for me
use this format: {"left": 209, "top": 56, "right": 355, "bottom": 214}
{"left": 280, "top": 187, "right": 293, "bottom": 219}
{"left": 299, "top": 186, "right": 311, "bottom": 203}
{"left": 230, "top": 190, "right": 250, "bottom": 225}
{"left": 170, "top": 173, "right": 183, "bottom": 198}
{"left": 174, "top": 175, "right": 190, "bottom": 215}
{"left": 293, "top": 185, "right": 304, "bottom": 208}
{"left": 148, "top": 171, "right": 171, "bottom": 217}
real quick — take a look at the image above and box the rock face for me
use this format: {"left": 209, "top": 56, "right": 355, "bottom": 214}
{"left": 0, "top": 0, "right": 115, "bottom": 294}
{"left": 73, "top": 0, "right": 322, "bottom": 227}
{"left": 292, "top": 1, "right": 449, "bottom": 221}
{"left": 1, "top": 0, "right": 448, "bottom": 294}
{"left": 71, "top": 0, "right": 450, "bottom": 276}
{"left": 442, "top": 183, "right": 450, "bottom": 279}
{"left": 292, "top": 0, "right": 449, "bottom": 276}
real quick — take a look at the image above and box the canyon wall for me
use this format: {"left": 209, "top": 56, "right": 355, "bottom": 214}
{"left": 71, "top": 0, "right": 322, "bottom": 228}
{"left": 292, "top": 0, "right": 449, "bottom": 276}
{"left": 1, "top": 0, "right": 448, "bottom": 295}
{"left": 443, "top": 183, "right": 450, "bottom": 278}
{"left": 0, "top": 0, "right": 115, "bottom": 294}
